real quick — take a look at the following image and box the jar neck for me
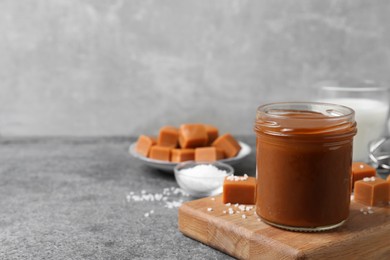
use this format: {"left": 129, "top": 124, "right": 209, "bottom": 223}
{"left": 254, "top": 102, "right": 357, "bottom": 139}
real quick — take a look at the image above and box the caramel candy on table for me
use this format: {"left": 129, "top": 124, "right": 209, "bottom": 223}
{"left": 179, "top": 124, "right": 208, "bottom": 148}
{"left": 352, "top": 162, "right": 376, "bottom": 189}
{"left": 135, "top": 135, "right": 157, "bottom": 157}
{"left": 204, "top": 124, "right": 219, "bottom": 145}
{"left": 212, "top": 133, "right": 241, "bottom": 158}
{"left": 171, "top": 149, "right": 195, "bottom": 163}
{"left": 222, "top": 176, "right": 256, "bottom": 204}
{"left": 354, "top": 177, "right": 390, "bottom": 206}
{"left": 195, "top": 147, "right": 224, "bottom": 162}
{"left": 149, "top": 146, "right": 171, "bottom": 161}
{"left": 157, "top": 126, "right": 179, "bottom": 148}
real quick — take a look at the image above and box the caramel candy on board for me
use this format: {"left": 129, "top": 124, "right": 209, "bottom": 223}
{"left": 171, "top": 149, "right": 195, "bottom": 163}
{"left": 354, "top": 177, "right": 390, "bottom": 206}
{"left": 195, "top": 147, "right": 224, "bottom": 162}
{"left": 157, "top": 126, "right": 179, "bottom": 148}
{"left": 135, "top": 135, "right": 157, "bottom": 157}
{"left": 179, "top": 124, "right": 208, "bottom": 148}
{"left": 352, "top": 162, "right": 376, "bottom": 189}
{"left": 149, "top": 146, "right": 171, "bottom": 161}
{"left": 222, "top": 176, "right": 256, "bottom": 204}
{"left": 204, "top": 124, "right": 219, "bottom": 145}
{"left": 212, "top": 133, "right": 241, "bottom": 158}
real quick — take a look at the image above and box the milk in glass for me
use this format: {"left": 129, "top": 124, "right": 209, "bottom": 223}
{"left": 322, "top": 98, "right": 389, "bottom": 161}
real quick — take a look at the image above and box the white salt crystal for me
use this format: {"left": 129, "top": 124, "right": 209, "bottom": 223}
{"left": 238, "top": 205, "right": 246, "bottom": 211}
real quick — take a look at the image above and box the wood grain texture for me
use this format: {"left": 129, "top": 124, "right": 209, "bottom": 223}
{"left": 178, "top": 196, "right": 390, "bottom": 259}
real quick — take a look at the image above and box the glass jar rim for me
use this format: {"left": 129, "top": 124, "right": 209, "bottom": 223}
{"left": 315, "top": 79, "right": 390, "bottom": 92}
{"left": 256, "top": 102, "right": 354, "bottom": 120}
{"left": 255, "top": 102, "right": 357, "bottom": 138}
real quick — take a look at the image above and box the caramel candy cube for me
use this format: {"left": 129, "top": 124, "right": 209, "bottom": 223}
{"left": 179, "top": 124, "right": 208, "bottom": 148}
{"left": 223, "top": 175, "right": 256, "bottom": 204}
{"left": 171, "top": 149, "right": 195, "bottom": 163}
{"left": 135, "top": 135, "right": 157, "bottom": 157}
{"left": 204, "top": 124, "right": 219, "bottom": 145}
{"left": 212, "top": 133, "right": 241, "bottom": 158}
{"left": 354, "top": 177, "right": 390, "bottom": 206}
{"left": 352, "top": 162, "right": 376, "bottom": 189}
{"left": 149, "top": 146, "right": 171, "bottom": 161}
{"left": 195, "top": 147, "right": 224, "bottom": 162}
{"left": 157, "top": 126, "right": 179, "bottom": 148}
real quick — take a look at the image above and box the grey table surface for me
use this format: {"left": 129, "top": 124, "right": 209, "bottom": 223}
{"left": 0, "top": 136, "right": 256, "bottom": 260}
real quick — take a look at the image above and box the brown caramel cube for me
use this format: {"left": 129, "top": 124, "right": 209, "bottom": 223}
{"left": 212, "top": 133, "right": 241, "bottom": 158}
{"left": 171, "top": 149, "right": 195, "bottom": 163}
{"left": 222, "top": 175, "right": 256, "bottom": 204}
{"left": 157, "top": 126, "right": 179, "bottom": 148}
{"left": 135, "top": 135, "right": 157, "bottom": 157}
{"left": 352, "top": 162, "right": 376, "bottom": 189}
{"left": 204, "top": 124, "right": 219, "bottom": 145}
{"left": 149, "top": 146, "right": 171, "bottom": 161}
{"left": 195, "top": 147, "right": 224, "bottom": 162}
{"left": 179, "top": 124, "right": 208, "bottom": 148}
{"left": 354, "top": 177, "right": 389, "bottom": 206}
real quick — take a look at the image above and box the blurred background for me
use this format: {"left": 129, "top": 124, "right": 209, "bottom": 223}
{"left": 1, "top": 0, "right": 389, "bottom": 136}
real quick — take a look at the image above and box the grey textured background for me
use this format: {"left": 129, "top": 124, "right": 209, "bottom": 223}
{"left": 1, "top": 0, "right": 390, "bottom": 136}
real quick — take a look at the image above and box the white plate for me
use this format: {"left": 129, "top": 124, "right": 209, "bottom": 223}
{"left": 129, "top": 141, "right": 251, "bottom": 172}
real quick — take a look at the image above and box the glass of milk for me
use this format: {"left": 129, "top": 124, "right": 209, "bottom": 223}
{"left": 315, "top": 79, "right": 390, "bottom": 162}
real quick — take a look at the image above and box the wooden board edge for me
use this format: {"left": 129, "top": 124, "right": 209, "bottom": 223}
{"left": 178, "top": 203, "right": 209, "bottom": 245}
{"left": 178, "top": 201, "right": 301, "bottom": 259}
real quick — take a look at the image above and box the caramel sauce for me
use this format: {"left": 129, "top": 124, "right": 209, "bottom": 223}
{"left": 255, "top": 104, "right": 357, "bottom": 229}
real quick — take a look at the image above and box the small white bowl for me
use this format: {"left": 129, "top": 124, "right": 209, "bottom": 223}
{"left": 174, "top": 161, "right": 234, "bottom": 197}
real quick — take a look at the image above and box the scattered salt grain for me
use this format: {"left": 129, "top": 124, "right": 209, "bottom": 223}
{"left": 211, "top": 197, "right": 215, "bottom": 201}
{"left": 225, "top": 203, "right": 231, "bottom": 207}
{"left": 363, "top": 177, "right": 376, "bottom": 182}
{"left": 242, "top": 214, "right": 247, "bottom": 219}
{"left": 126, "top": 187, "right": 190, "bottom": 216}
{"left": 226, "top": 174, "right": 249, "bottom": 182}
{"left": 360, "top": 207, "right": 375, "bottom": 215}
{"left": 238, "top": 205, "right": 246, "bottom": 211}
{"left": 207, "top": 208, "right": 213, "bottom": 212}
{"left": 223, "top": 210, "right": 227, "bottom": 214}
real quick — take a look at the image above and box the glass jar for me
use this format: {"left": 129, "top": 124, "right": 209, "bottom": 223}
{"left": 254, "top": 102, "right": 357, "bottom": 232}
{"left": 315, "top": 79, "right": 389, "bottom": 162}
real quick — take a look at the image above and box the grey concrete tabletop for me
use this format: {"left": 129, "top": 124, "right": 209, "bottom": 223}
{"left": 0, "top": 136, "right": 256, "bottom": 260}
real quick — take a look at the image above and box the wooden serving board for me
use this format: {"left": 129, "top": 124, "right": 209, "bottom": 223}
{"left": 178, "top": 196, "right": 390, "bottom": 259}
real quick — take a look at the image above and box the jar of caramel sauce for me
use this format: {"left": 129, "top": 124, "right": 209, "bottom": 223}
{"left": 254, "top": 102, "right": 357, "bottom": 231}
